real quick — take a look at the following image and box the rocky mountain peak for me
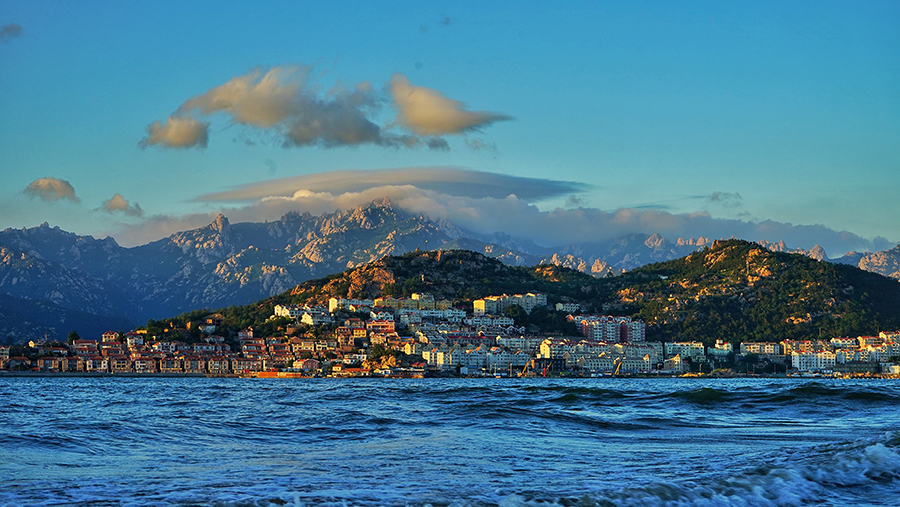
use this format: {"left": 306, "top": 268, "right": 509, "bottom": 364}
{"left": 644, "top": 233, "right": 667, "bottom": 249}
{"left": 210, "top": 214, "right": 230, "bottom": 233}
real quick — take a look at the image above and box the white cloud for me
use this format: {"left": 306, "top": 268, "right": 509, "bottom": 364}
{"left": 108, "top": 167, "right": 889, "bottom": 256}
{"left": 140, "top": 116, "right": 209, "bottom": 149}
{"left": 390, "top": 74, "right": 511, "bottom": 135}
{"left": 99, "top": 194, "right": 144, "bottom": 217}
{"left": 23, "top": 177, "right": 79, "bottom": 203}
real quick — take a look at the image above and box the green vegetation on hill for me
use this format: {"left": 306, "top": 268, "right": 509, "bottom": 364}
{"left": 617, "top": 239, "right": 900, "bottom": 344}
{"left": 285, "top": 249, "right": 603, "bottom": 308}
{"left": 151, "top": 242, "right": 900, "bottom": 346}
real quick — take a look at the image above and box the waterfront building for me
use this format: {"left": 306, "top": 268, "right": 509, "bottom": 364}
{"left": 791, "top": 351, "right": 836, "bottom": 372}
{"left": 740, "top": 342, "right": 784, "bottom": 355}
{"left": 665, "top": 341, "right": 706, "bottom": 361}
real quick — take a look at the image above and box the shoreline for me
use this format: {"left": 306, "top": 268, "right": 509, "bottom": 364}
{"left": 1, "top": 371, "right": 897, "bottom": 379}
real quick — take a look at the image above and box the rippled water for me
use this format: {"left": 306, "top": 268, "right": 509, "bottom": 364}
{"left": 1, "top": 377, "right": 898, "bottom": 506}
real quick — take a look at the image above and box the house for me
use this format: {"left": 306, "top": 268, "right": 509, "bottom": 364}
{"left": 102, "top": 331, "right": 119, "bottom": 342}
{"left": 151, "top": 341, "right": 176, "bottom": 353}
{"left": 193, "top": 342, "right": 217, "bottom": 354}
{"left": 8, "top": 356, "right": 32, "bottom": 369}
{"left": 125, "top": 333, "right": 144, "bottom": 349}
{"left": 84, "top": 356, "right": 108, "bottom": 372}
{"left": 37, "top": 357, "right": 61, "bottom": 371}
{"left": 366, "top": 320, "right": 395, "bottom": 334}
{"left": 64, "top": 356, "right": 84, "bottom": 372}
{"left": 182, "top": 356, "right": 206, "bottom": 373}
{"left": 207, "top": 356, "right": 230, "bottom": 374}
{"left": 231, "top": 357, "right": 262, "bottom": 372}
{"left": 133, "top": 357, "right": 157, "bottom": 373}
{"left": 108, "top": 356, "right": 132, "bottom": 372}
{"left": 294, "top": 358, "right": 321, "bottom": 371}
{"left": 72, "top": 339, "right": 99, "bottom": 356}
{"left": 159, "top": 357, "right": 183, "bottom": 373}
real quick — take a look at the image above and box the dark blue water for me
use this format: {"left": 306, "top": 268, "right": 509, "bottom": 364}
{"left": 1, "top": 377, "right": 898, "bottom": 506}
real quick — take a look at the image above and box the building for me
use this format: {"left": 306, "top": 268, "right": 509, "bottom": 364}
{"left": 473, "top": 293, "right": 548, "bottom": 316}
{"left": 574, "top": 315, "right": 646, "bottom": 343}
{"left": 791, "top": 351, "right": 836, "bottom": 372}
{"left": 740, "top": 342, "right": 784, "bottom": 356}
{"left": 555, "top": 302, "right": 580, "bottom": 313}
{"left": 665, "top": 342, "right": 706, "bottom": 361}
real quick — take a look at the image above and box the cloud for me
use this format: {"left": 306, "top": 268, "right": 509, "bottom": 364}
{"left": 101, "top": 167, "right": 869, "bottom": 255}
{"left": 194, "top": 167, "right": 585, "bottom": 203}
{"left": 390, "top": 74, "right": 512, "bottom": 135}
{"left": 110, "top": 181, "right": 892, "bottom": 256}
{"left": 0, "top": 23, "right": 22, "bottom": 42}
{"left": 144, "top": 66, "right": 485, "bottom": 151}
{"left": 98, "top": 194, "right": 144, "bottom": 217}
{"left": 706, "top": 191, "right": 743, "bottom": 209}
{"left": 23, "top": 177, "right": 79, "bottom": 203}
{"left": 465, "top": 138, "right": 497, "bottom": 152}
{"left": 140, "top": 116, "right": 209, "bottom": 149}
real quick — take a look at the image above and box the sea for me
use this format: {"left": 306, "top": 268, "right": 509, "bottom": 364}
{"left": 1, "top": 377, "right": 898, "bottom": 507}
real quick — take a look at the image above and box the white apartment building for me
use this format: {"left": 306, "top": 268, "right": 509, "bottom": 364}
{"left": 830, "top": 337, "right": 858, "bottom": 349}
{"left": 740, "top": 342, "right": 784, "bottom": 355}
{"left": 465, "top": 315, "right": 515, "bottom": 327}
{"left": 791, "top": 351, "right": 836, "bottom": 372}
{"left": 665, "top": 341, "right": 706, "bottom": 361}
{"left": 555, "top": 302, "right": 580, "bottom": 313}
{"left": 473, "top": 293, "right": 547, "bottom": 316}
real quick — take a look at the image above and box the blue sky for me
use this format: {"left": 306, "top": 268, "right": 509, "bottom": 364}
{"left": 1, "top": 1, "right": 898, "bottom": 256}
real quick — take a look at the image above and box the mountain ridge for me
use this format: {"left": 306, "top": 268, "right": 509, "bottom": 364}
{"left": 2, "top": 198, "right": 899, "bottom": 341}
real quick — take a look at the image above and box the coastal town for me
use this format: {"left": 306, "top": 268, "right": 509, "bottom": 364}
{"left": 2, "top": 292, "right": 899, "bottom": 378}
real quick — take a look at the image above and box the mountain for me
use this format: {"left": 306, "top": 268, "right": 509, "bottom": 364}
{"left": 0, "top": 292, "right": 134, "bottom": 344}
{"left": 284, "top": 249, "right": 602, "bottom": 307}
{"left": 158, "top": 241, "right": 900, "bottom": 348}
{"left": 620, "top": 239, "right": 900, "bottom": 344}
{"left": 832, "top": 245, "right": 900, "bottom": 281}
{"left": 2, "top": 198, "right": 899, "bottom": 343}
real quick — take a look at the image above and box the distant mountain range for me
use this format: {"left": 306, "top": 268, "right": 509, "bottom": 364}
{"left": 1, "top": 197, "right": 898, "bottom": 342}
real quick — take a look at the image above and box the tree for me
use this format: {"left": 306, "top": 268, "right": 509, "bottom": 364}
{"left": 67, "top": 331, "right": 81, "bottom": 345}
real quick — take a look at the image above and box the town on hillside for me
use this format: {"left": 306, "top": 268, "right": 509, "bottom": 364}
{"left": 2, "top": 292, "right": 899, "bottom": 378}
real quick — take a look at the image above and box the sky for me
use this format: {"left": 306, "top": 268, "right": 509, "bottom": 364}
{"left": 1, "top": 1, "right": 898, "bottom": 257}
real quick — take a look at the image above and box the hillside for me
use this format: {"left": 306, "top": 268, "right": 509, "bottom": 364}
{"left": 619, "top": 240, "right": 900, "bottom": 343}
{"left": 0, "top": 292, "right": 134, "bottom": 344}
{"left": 0, "top": 199, "right": 746, "bottom": 329}
{"left": 285, "top": 249, "right": 603, "bottom": 306}
{"left": 155, "top": 241, "right": 900, "bottom": 347}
